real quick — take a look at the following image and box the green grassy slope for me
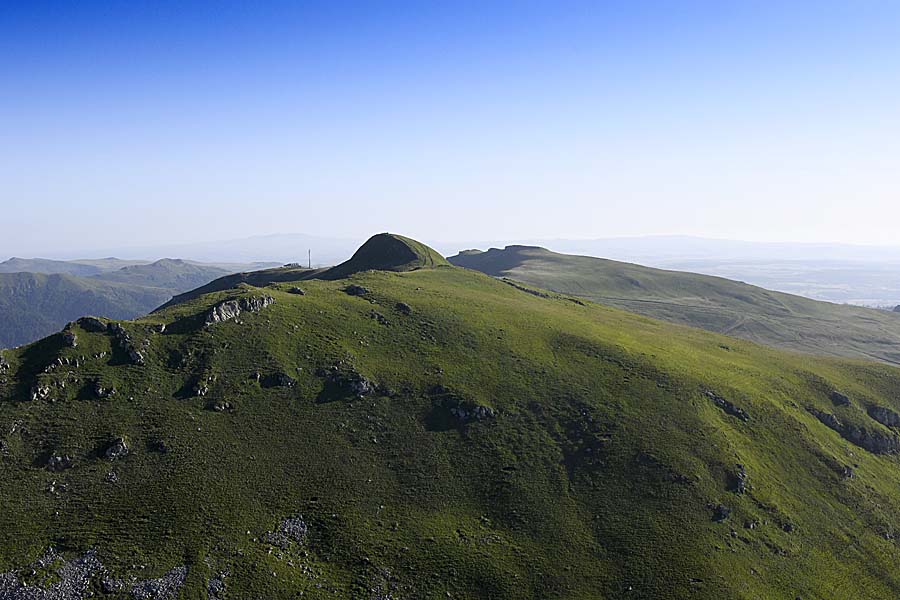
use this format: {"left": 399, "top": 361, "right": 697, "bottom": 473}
{"left": 449, "top": 245, "right": 900, "bottom": 365}
{"left": 3, "top": 237, "right": 900, "bottom": 598}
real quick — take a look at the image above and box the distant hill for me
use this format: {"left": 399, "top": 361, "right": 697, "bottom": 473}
{"left": 0, "top": 257, "right": 145, "bottom": 276}
{"left": 5, "top": 234, "right": 900, "bottom": 597}
{"left": 0, "top": 259, "right": 267, "bottom": 348}
{"left": 449, "top": 245, "right": 900, "bottom": 365}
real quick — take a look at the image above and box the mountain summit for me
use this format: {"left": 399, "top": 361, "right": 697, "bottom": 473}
{"left": 321, "top": 233, "right": 449, "bottom": 279}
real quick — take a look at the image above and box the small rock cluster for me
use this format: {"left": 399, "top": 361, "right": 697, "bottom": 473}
{"left": 288, "top": 287, "right": 306, "bottom": 295}
{"left": 728, "top": 464, "right": 749, "bottom": 494}
{"left": 93, "top": 380, "right": 117, "bottom": 399}
{"left": 344, "top": 284, "right": 370, "bottom": 297}
{"left": 104, "top": 437, "right": 129, "bottom": 460}
{"left": 130, "top": 566, "right": 188, "bottom": 600}
{"left": 205, "top": 295, "right": 275, "bottom": 326}
{"left": 705, "top": 390, "right": 750, "bottom": 422}
{"left": 62, "top": 331, "right": 78, "bottom": 348}
{"left": 264, "top": 516, "right": 309, "bottom": 549}
{"left": 317, "top": 365, "right": 372, "bottom": 397}
{"left": 47, "top": 454, "right": 74, "bottom": 472}
{"left": 0, "top": 548, "right": 102, "bottom": 600}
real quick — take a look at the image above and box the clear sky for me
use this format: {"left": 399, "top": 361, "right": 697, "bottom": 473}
{"left": 2, "top": 1, "right": 899, "bottom": 255}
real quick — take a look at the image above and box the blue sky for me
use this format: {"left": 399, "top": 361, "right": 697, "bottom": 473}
{"left": 2, "top": 1, "right": 899, "bottom": 255}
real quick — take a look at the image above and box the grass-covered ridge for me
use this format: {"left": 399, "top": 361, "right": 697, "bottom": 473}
{"left": 4, "top": 237, "right": 900, "bottom": 598}
{"left": 449, "top": 244, "right": 900, "bottom": 365}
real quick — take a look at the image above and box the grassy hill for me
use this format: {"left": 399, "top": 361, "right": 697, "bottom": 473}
{"left": 3, "top": 235, "right": 900, "bottom": 597}
{"left": 0, "top": 261, "right": 252, "bottom": 349}
{"left": 449, "top": 245, "right": 900, "bottom": 365}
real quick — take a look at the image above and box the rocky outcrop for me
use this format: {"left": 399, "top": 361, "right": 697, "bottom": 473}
{"left": 344, "top": 284, "right": 370, "bottom": 297}
{"left": 47, "top": 454, "right": 74, "bottom": 472}
{"left": 93, "top": 380, "right": 116, "bottom": 399}
{"left": 727, "top": 464, "right": 749, "bottom": 494}
{"left": 205, "top": 296, "right": 275, "bottom": 326}
{"left": 76, "top": 316, "right": 107, "bottom": 332}
{"left": 316, "top": 366, "right": 371, "bottom": 397}
{"left": 395, "top": 302, "right": 412, "bottom": 315}
{"left": 31, "top": 385, "right": 51, "bottom": 402}
{"left": 811, "top": 408, "right": 900, "bottom": 454}
{"left": 288, "top": 287, "right": 305, "bottom": 295}
{"left": 705, "top": 390, "right": 750, "bottom": 422}
{"left": 130, "top": 566, "right": 187, "bottom": 600}
{"left": 0, "top": 549, "right": 102, "bottom": 600}
{"left": 830, "top": 390, "right": 851, "bottom": 406}
{"left": 104, "top": 437, "right": 129, "bottom": 460}
{"left": 108, "top": 323, "right": 144, "bottom": 366}
{"left": 62, "top": 331, "right": 78, "bottom": 348}
{"left": 868, "top": 405, "right": 900, "bottom": 428}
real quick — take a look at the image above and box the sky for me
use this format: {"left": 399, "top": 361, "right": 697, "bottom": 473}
{"left": 2, "top": 1, "right": 900, "bottom": 256}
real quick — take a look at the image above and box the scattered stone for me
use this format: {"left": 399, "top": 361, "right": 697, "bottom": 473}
{"left": 867, "top": 405, "right": 900, "bottom": 428}
{"left": 810, "top": 408, "right": 900, "bottom": 454}
{"left": 369, "top": 310, "right": 389, "bottom": 325}
{"left": 194, "top": 384, "right": 209, "bottom": 397}
{"left": 830, "top": 390, "right": 851, "bottom": 406}
{"left": 0, "top": 549, "right": 102, "bottom": 600}
{"left": 288, "top": 287, "right": 306, "bottom": 295}
{"left": 395, "top": 302, "right": 412, "bottom": 315}
{"left": 77, "top": 316, "right": 107, "bottom": 332}
{"left": 264, "top": 516, "right": 308, "bottom": 549}
{"left": 47, "top": 454, "right": 74, "bottom": 472}
{"left": 205, "top": 296, "right": 275, "bottom": 326}
{"left": 207, "top": 400, "right": 234, "bottom": 412}
{"left": 705, "top": 390, "right": 750, "bottom": 422}
{"left": 106, "top": 471, "right": 119, "bottom": 484}
{"left": 104, "top": 437, "right": 129, "bottom": 460}
{"left": 344, "top": 284, "right": 370, "bottom": 297}
{"left": 130, "top": 565, "right": 188, "bottom": 600}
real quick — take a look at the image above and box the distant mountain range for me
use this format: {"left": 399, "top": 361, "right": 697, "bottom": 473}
{"left": 0, "top": 257, "right": 275, "bottom": 348}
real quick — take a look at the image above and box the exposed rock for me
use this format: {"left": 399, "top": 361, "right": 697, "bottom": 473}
{"left": 31, "top": 385, "right": 51, "bottom": 402}
{"left": 317, "top": 366, "right": 371, "bottom": 397}
{"left": 344, "top": 284, "right": 370, "bottom": 297}
{"left": 810, "top": 408, "right": 900, "bottom": 454}
{"left": 830, "top": 390, "right": 851, "bottom": 406}
{"left": 868, "top": 405, "right": 900, "bottom": 428}
{"left": 288, "top": 287, "right": 306, "bottom": 295}
{"left": 369, "top": 310, "right": 389, "bottom": 325}
{"left": 705, "top": 390, "right": 750, "bottom": 422}
{"left": 152, "top": 324, "right": 166, "bottom": 334}
{"left": 93, "top": 380, "right": 116, "bottom": 399}
{"left": 264, "top": 372, "right": 296, "bottom": 389}
{"left": 130, "top": 566, "right": 188, "bottom": 600}
{"left": 395, "top": 302, "right": 412, "bottom": 315}
{"left": 0, "top": 354, "right": 8, "bottom": 371}
{"left": 62, "top": 331, "right": 78, "bottom": 348}
{"left": 430, "top": 387, "right": 496, "bottom": 424}
{"left": 76, "top": 316, "right": 107, "bottom": 332}
{"left": 104, "top": 437, "right": 129, "bottom": 460}
{"left": 207, "top": 400, "right": 233, "bottom": 412}
{"left": 207, "top": 572, "right": 228, "bottom": 600}
{"left": 47, "top": 454, "right": 74, "bottom": 472}
{"left": 264, "top": 516, "right": 308, "bottom": 549}
{"left": 0, "top": 549, "right": 102, "bottom": 600}
{"left": 205, "top": 296, "right": 275, "bottom": 326}
{"left": 711, "top": 503, "right": 731, "bottom": 522}
{"left": 728, "top": 464, "right": 749, "bottom": 494}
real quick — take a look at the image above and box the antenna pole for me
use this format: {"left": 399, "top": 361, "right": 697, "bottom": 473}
{"left": 308, "top": 249, "right": 311, "bottom": 269}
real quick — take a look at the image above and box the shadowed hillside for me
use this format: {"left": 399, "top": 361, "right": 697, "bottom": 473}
{"left": 450, "top": 245, "right": 900, "bottom": 365}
